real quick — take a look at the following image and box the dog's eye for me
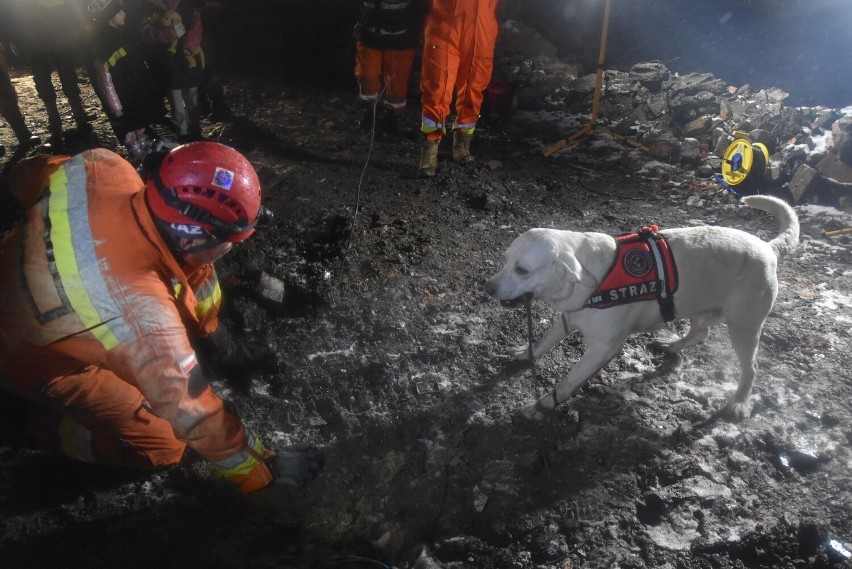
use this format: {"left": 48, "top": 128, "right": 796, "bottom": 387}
{"left": 514, "top": 265, "right": 529, "bottom": 276}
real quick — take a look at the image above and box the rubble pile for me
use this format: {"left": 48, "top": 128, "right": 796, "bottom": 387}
{"left": 496, "top": 19, "right": 852, "bottom": 208}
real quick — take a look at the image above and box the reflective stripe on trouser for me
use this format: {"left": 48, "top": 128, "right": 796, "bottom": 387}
{"left": 212, "top": 429, "right": 265, "bottom": 478}
{"left": 355, "top": 43, "right": 415, "bottom": 114}
{"left": 454, "top": 121, "right": 477, "bottom": 135}
{"left": 37, "top": 365, "right": 186, "bottom": 470}
{"left": 421, "top": 115, "right": 444, "bottom": 140}
{"left": 211, "top": 429, "right": 274, "bottom": 493}
{"left": 419, "top": 0, "right": 497, "bottom": 138}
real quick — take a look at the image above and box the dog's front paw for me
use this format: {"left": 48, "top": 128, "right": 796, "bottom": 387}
{"left": 519, "top": 401, "right": 546, "bottom": 421}
{"left": 720, "top": 399, "right": 750, "bottom": 422}
{"left": 509, "top": 344, "right": 531, "bottom": 361}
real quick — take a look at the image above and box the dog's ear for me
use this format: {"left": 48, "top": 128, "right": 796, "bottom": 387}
{"left": 541, "top": 254, "right": 600, "bottom": 308}
{"left": 542, "top": 254, "right": 587, "bottom": 301}
{"left": 556, "top": 254, "right": 598, "bottom": 289}
{"left": 556, "top": 254, "right": 583, "bottom": 283}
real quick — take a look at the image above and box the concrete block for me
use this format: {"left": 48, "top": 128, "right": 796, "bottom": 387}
{"left": 788, "top": 164, "right": 820, "bottom": 204}
{"left": 257, "top": 271, "right": 286, "bottom": 304}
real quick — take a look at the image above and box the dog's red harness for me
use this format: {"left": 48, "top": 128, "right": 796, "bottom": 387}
{"left": 585, "top": 225, "right": 678, "bottom": 321}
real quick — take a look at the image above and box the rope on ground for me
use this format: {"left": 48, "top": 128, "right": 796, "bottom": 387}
{"left": 348, "top": 97, "right": 383, "bottom": 248}
{"left": 526, "top": 301, "right": 539, "bottom": 396}
{"left": 329, "top": 86, "right": 388, "bottom": 303}
{"left": 344, "top": 83, "right": 389, "bottom": 254}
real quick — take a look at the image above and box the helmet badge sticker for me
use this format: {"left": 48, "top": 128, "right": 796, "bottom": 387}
{"left": 213, "top": 168, "right": 235, "bottom": 191}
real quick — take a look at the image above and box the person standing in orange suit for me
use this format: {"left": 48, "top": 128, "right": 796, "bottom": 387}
{"left": 354, "top": 0, "right": 427, "bottom": 135}
{"left": 418, "top": 0, "right": 499, "bottom": 177}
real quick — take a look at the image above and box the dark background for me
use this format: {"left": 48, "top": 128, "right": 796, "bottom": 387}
{"left": 214, "top": 0, "right": 850, "bottom": 108}
{"left": 604, "top": 0, "right": 852, "bottom": 107}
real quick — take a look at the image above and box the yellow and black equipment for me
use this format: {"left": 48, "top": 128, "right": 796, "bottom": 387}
{"left": 715, "top": 131, "right": 770, "bottom": 197}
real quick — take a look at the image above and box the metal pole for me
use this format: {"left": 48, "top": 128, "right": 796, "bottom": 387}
{"left": 590, "top": 0, "right": 612, "bottom": 126}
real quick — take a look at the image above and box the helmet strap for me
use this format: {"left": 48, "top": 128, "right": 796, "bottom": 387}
{"left": 149, "top": 162, "right": 259, "bottom": 240}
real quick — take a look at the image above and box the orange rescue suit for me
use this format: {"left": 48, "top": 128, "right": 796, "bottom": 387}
{"left": 355, "top": 43, "right": 415, "bottom": 114}
{"left": 0, "top": 149, "right": 272, "bottom": 492}
{"left": 420, "top": 0, "right": 499, "bottom": 138}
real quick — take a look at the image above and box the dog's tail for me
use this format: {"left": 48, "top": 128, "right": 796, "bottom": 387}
{"left": 741, "top": 195, "right": 800, "bottom": 259}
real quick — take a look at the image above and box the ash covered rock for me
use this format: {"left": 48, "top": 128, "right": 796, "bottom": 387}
{"left": 495, "top": 20, "right": 852, "bottom": 208}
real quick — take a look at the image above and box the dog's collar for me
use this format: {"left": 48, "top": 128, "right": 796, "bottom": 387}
{"left": 585, "top": 226, "right": 678, "bottom": 321}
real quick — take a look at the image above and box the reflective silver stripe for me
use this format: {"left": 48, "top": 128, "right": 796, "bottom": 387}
{"left": 213, "top": 431, "right": 263, "bottom": 475}
{"left": 195, "top": 284, "right": 220, "bottom": 319}
{"left": 647, "top": 237, "right": 668, "bottom": 299}
{"left": 455, "top": 121, "right": 477, "bottom": 133}
{"left": 194, "top": 273, "right": 220, "bottom": 304}
{"left": 61, "top": 153, "right": 136, "bottom": 345}
{"left": 421, "top": 116, "right": 443, "bottom": 130}
{"left": 214, "top": 446, "right": 251, "bottom": 471}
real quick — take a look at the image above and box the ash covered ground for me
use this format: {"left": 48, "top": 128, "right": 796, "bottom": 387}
{"left": 1, "top": 2, "right": 852, "bottom": 568}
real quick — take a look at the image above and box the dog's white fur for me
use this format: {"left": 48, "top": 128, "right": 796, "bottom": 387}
{"left": 485, "top": 195, "right": 799, "bottom": 421}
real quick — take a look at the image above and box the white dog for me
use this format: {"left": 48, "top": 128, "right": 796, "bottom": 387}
{"left": 485, "top": 195, "right": 799, "bottom": 421}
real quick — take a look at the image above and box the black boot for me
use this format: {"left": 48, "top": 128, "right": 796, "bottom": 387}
{"left": 380, "top": 109, "right": 399, "bottom": 134}
{"left": 359, "top": 103, "right": 376, "bottom": 131}
{"left": 452, "top": 129, "right": 475, "bottom": 163}
{"left": 418, "top": 138, "right": 440, "bottom": 177}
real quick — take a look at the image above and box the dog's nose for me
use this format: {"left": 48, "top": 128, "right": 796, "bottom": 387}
{"left": 483, "top": 278, "right": 496, "bottom": 297}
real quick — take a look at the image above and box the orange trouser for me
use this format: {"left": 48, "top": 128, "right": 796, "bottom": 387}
{"left": 2, "top": 339, "right": 186, "bottom": 471}
{"left": 420, "top": 0, "right": 499, "bottom": 139}
{"left": 355, "top": 42, "right": 415, "bottom": 114}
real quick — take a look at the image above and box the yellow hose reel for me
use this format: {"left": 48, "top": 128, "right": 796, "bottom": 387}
{"left": 716, "top": 131, "right": 770, "bottom": 197}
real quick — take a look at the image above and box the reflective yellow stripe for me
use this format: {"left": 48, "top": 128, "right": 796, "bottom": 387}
{"left": 48, "top": 167, "right": 121, "bottom": 350}
{"left": 59, "top": 414, "right": 95, "bottom": 462}
{"left": 216, "top": 431, "right": 266, "bottom": 479}
{"left": 421, "top": 115, "right": 444, "bottom": 134}
{"left": 455, "top": 123, "right": 477, "bottom": 135}
{"left": 106, "top": 47, "right": 127, "bottom": 69}
{"left": 195, "top": 280, "right": 221, "bottom": 318}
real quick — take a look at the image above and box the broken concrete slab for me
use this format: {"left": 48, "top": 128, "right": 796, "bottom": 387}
{"left": 788, "top": 163, "right": 821, "bottom": 204}
{"left": 257, "top": 271, "right": 286, "bottom": 304}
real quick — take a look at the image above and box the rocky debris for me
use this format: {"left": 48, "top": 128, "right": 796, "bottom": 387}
{"left": 257, "top": 271, "right": 287, "bottom": 305}
{"left": 495, "top": 22, "right": 852, "bottom": 208}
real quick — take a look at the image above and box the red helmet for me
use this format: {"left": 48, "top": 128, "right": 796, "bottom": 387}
{"left": 146, "top": 142, "right": 262, "bottom": 244}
